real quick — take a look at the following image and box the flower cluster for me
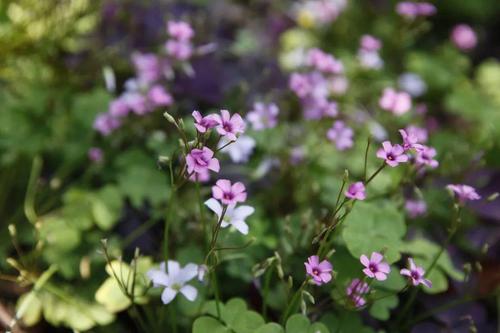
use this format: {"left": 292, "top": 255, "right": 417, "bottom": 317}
{"left": 247, "top": 102, "right": 279, "bottom": 130}
{"left": 327, "top": 120, "right": 354, "bottom": 151}
{"left": 166, "top": 21, "right": 195, "bottom": 60}
{"left": 346, "top": 279, "right": 370, "bottom": 308}
{"left": 396, "top": 1, "right": 436, "bottom": 20}
{"left": 358, "top": 35, "right": 383, "bottom": 70}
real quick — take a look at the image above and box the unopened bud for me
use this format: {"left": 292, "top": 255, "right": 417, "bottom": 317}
{"left": 8, "top": 224, "right": 16, "bottom": 237}
{"left": 487, "top": 192, "right": 499, "bottom": 201}
{"left": 163, "top": 112, "right": 176, "bottom": 124}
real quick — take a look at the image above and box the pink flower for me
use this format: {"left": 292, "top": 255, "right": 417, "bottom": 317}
{"left": 124, "top": 92, "right": 149, "bottom": 115}
{"left": 148, "top": 85, "right": 173, "bottom": 107}
{"left": 214, "top": 110, "right": 245, "bottom": 141}
{"left": 327, "top": 121, "right": 354, "bottom": 151}
{"left": 417, "top": 3, "right": 437, "bottom": 16}
{"left": 189, "top": 168, "right": 210, "bottom": 183}
{"left": 305, "top": 255, "right": 333, "bottom": 286}
{"left": 345, "top": 182, "right": 366, "bottom": 200}
{"left": 186, "top": 147, "right": 220, "bottom": 176}
{"left": 405, "top": 125, "right": 428, "bottom": 143}
{"left": 451, "top": 24, "right": 477, "bottom": 51}
{"left": 306, "top": 48, "right": 343, "bottom": 74}
{"left": 396, "top": 2, "right": 436, "bottom": 19}
{"left": 447, "top": 184, "right": 481, "bottom": 203}
{"left": 405, "top": 199, "right": 427, "bottom": 218}
{"left": 246, "top": 102, "right": 279, "bottom": 130}
{"left": 192, "top": 111, "right": 218, "bottom": 133}
{"left": 88, "top": 147, "right": 103, "bottom": 162}
{"left": 167, "top": 21, "right": 194, "bottom": 41}
{"left": 212, "top": 179, "right": 247, "bottom": 205}
{"left": 400, "top": 258, "right": 432, "bottom": 288}
{"left": 109, "top": 98, "right": 130, "bottom": 117}
{"left": 289, "top": 73, "right": 312, "bottom": 98}
{"left": 399, "top": 129, "right": 424, "bottom": 152}
{"left": 360, "top": 252, "right": 390, "bottom": 281}
{"left": 93, "top": 113, "right": 121, "bottom": 136}
{"left": 346, "top": 278, "right": 370, "bottom": 308}
{"left": 377, "top": 141, "right": 409, "bottom": 167}
{"left": 132, "top": 52, "right": 161, "bottom": 84}
{"left": 166, "top": 40, "right": 193, "bottom": 60}
{"left": 360, "top": 35, "right": 382, "bottom": 52}
{"left": 415, "top": 145, "right": 439, "bottom": 169}
{"left": 379, "top": 88, "right": 412, "bottom": 115}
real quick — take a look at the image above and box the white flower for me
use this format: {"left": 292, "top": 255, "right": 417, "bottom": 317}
{"left": 398, "top": 72, "right": 427, "bottom": 97}
{"left": 205, "top": 198, "right": 254, "bottom": 235}
{"left": 147, "top": 261, "right": 198, "bottom": 304}
{"left": 218, "top": 135, "right": 256, "bottom": 163}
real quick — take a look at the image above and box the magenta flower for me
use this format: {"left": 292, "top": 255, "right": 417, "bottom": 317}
{"left": 305, "top": 255, "right": 333, "bottom": 286}
{"left": 189, "top": 168, "right": 210, "bottom": 183}
{"left": 360, "top": 35, "right": 382, "bottom": 52}
{"left": 246, "top": 102, "right": 279, "bottom": 130}
{"left": 405, "top": 199, "right": 427, "bottom": 218}
{"left": 212, "top": 179, "right": 247, "bottom": 205}
{"left": 148, "top": 85, "right": 173, "bottom": 107}
{"left": 346, "top": 279, "right": 370, "bottom": 308}
{"left": 167, "top": 21, "right": 194, "bottom": 41}
{"left": 124, "top": 92, "right": 148, "bottom": 115}
{"left": 165, "top": 40, "right": 193, "bottom": 61}
{"left": 289, "top": 73, "right": 312, "bottom": 98}
{"left": 306, "top": 48, "right": 343, "bottom": 74}
{"left": 132, "top": 52, "right": 161, "bottom": 84}
{"left": 360, "top": 252, "right": 390, "bottom": 281}
{"left": 396, "top": 2, "right": 436, "bottom": 19}
{"left": 345, "top": 182, "right": 366, "bottom": 200}
{"left": 399, "top": 129, "right": 424, "bottom": 152}
{"left": 186, "top": 147, "right": 220, "bottom": 176}
{"left": 451, "top": 24, "right": 477, "bottom": 51}
{"left": 88, "top": 147, "right": 103, "bottom": 163}
{"left": 379, "top": 88, "right": 412, "bottom": 115}
{"left": 377, "top": 141, "right": 408, "bottom": 167}
{"left": 415, "top": 146, "right": 439, "bottom": 169}
{"left": 327, "top": 121, "right": 354, "bottom": 151}
{"left": 447, "top": 184, "right": 481, "bottom": 204}
{"left": 109, "top": 98, "right": 130, "bottom": 117}
{"left": 192, "top": 111, "right": 218, "bottom": 133}
{"left": 214, "top": 110, "right": 245, "bottom": 141}
{"left": 400, "top": 258, "right": 432, "bottom": 288}
{"left": 405, "top": 125, "right": 428, "bottom": 143}
{"left": 93, "top": 113, "right": 121, "bottom": 136}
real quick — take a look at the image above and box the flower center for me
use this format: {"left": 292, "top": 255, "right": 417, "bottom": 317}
{"left": 369, "top": 264, "right": 378, "bottom": 273}
{"left": 312, "top": 268, "right": 320, "bottom": 276}
{"left": 411, "top": 271, "right": 420, "bottom": 280}
{"left": 223, "top": 122, "right": 233, "bottom": 132}
{"left": 223, "top": 192, "right": 234, "bottom": 201}
{"left": 387, "top": 154, "right": 395, "bottom": 161}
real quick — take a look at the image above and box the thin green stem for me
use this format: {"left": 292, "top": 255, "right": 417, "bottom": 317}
{"left": 281, "top": 280, "right": 307, "bottom": 324}
{"left": 262, "top": 265, "right": 274, "bottom": 319}
{"left": 24, "top": 156, "right": 42, "bottom": 225}
{"left": 365, "top": 163, "right": 386, "bottom": 185}
{"left": 363, "top": 138, "right": 371, "bottom": 182}
{"left": 211, "top": 268, "right": 222, "bottom": 319}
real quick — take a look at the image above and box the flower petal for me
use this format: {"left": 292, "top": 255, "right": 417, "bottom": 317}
{"left": 180, "top": 285, "right": 198, "bottom": 301}
{"left": 161, "top": 287, "right": 177, "bottom": 304}
{"left": 205, "top": 198, "right": 223, "bottom": 217}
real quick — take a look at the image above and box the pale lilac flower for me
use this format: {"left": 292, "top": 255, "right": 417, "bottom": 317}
{"left": 212, "top": 179, "right": 247, "bottom": 205}
{"left": 417, "top": 2, "right": 437, "bottom": 16}
{"left": 405, "top": 199, "right": 427, "bottom": 218}
{"left": 306, "top": 48, "right": 343, "bottom": 74}
{"left": 360, "top": 252, "right": 390, "bottom": 281}
{"left": 147, "top": 261, "right": 198, "bottom": 304}
{"left": 166, "top": 40, "right": 193, "bottom": 61}
{"left": 148, "top": 85, "right": 173, "bottom": 107}
{"left": 345, "top": 182, "right": 366, "bottom": 200}
{"left": 218, "top": 136, "right": 255, "bottom": 163}
{"left": 88, "top": 147, "right": 103, "bottom": 163}
{"left": 447, "top": 184, "right": 481, "bottom": 203}
{"left": 132, "top": 52, "right": 161, "bottom": 84}
{"left": 290, "top": 146, "right": 306, "bottom": 165}
{"left": 346, "top": 278, "right": 370, "bottom": 308}
{"left": 167, "top": 21, "right": 194, "bottom": 41}
{"left": 289, "top": 73, "right": 312, "bottom": 98}
{"left": 304, "top": 255, "right": 333, "bottom": 285}
{"left": 205, "top": 198, "right": 254, "bottom": 235}
{"left": 93, "top": 113, "right": 121, "bottom": 136}
{"left": 396, "top": 2, "right": 436, "bottom": 19}
{"left": 330, "top": 76, "right": 349, "bottom": 95}
{"left": 399, "top": 129, "right": 424, "bottom": 151}
{"left": 377, "top": 141, "right": 408, "bottom": 167}
{"left": 358, "top": 50, "right": 384, "bottom": 70}
{"left": 406, "top": 125, "right": 428, "bottom": 143}
{"left": 186, "top": 147, "right": 220, "bottom": 176}
{"left": 398, "top": 73, "right": 427, "bottom": 97}
{"left": 327, "top": 121, "right": 353, "bottom": 150}
{"left": 415, "top": 146, "right": 439, "bottom": 169}
{"left": 109, "top": 98, "right": 130, "bottom": 117}
{"left": 189, "top": 168, "right": 210, "bottom": 183}
{"left": 197, "top": 264, "right": 208, "bottom": 282}
{"left": 123, "top": 92, "right": 148, "bottom": 115}
{"left": 214, "top": 110, "right": 245, "bottom": 141}
{"left": 192, "top": 111, "right": 218, "bottom": 133}
{"left": 360, "top": 35, "right": 382, "bottom": 52}
{"left": 246, "top": 102, "right": 279, "bottom": 130}
{"left": 451, "top": 24, "right": 477, "bottom": 51}
{"left": 400, "top": 258, "right": 432, "bottom": 288}
{"left": 379, "top": 88, "right": 412, "bottom": 115}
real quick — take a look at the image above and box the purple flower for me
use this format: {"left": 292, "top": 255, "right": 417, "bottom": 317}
{"left": 417, "top": 3, "right": 437, "bottom": 16}
{"left": 346, "top": 278, "right": 370, "bottom": 308}
{"left": 415, "top": 145, "right": 439, "bottom": 169}
{"left": 88, "top": 147, "right": 103, "bottom": 163}
{"left": 192, "top": 110, "right": 218, "bottom": 133}
{"left": 246, "top": 102, "right": 279, "bottom": 130}
{"left": 327, "top": 121, "right": 353, "bottom": 150}
{"left": 186, "top": 147, "right": 220, "bottom": 176}
{"left": 376, "top": 141, "right": 409, "bottom": 167}
{"left": 396, "top": 2, "right": 436, "bottom": 19}
{"left": 123, "top": 92, "right": 148, "bottom": 115}
{"left": 167, "top": 21, "right": 194, "bottom": 41}
{"left": 451, "top": 24, "right": 477, "bottom": 51}
{"left": 93, "top": 113, "right": 121, "bottom": 136}
{"left": 405, "top": 125, "right": 428, "bottom": 143}
{"left": 148, "top": 85, "right": 173, "bottom": 107}
{"left": 447, "top": 184, "right": 481, "bottom": 204}
{"left": 305, "top": 255, "right": 333, "bottom": 286}
{"left": 306, "top": 48, "right": 343, "bottom": 74}
{"left": 358, "top": 50, "right": 384, "bottom": 70}
{"left": 379, "top": 88, "right": 412, "bottom": 115}
{"left": 360, "top": 35, "right": 382, "bottom": 52}
{"left": 212, "top": 179, "right": 247, "bottom": 205}
{"left": 214, "top": 110, "right": 245, "bottom": 141}
{"left": 405, "top": 199, "right": 427, "bottom": 218}
{"left": 189, "top": 168, "right": 210, "bottom": 183}
{"left": 289, "top": 73, "right": 312, "bottom": 98}
{"left": 398, "top": 73, "right": 427, "bottom": 97}
{"left": 360, "top": 252, "right": 390, "bottom": 281}
{"left": 132, "top": 52, "right": 161, "bottom": 84}
{"left": 109, "top": 98, "right": 130, "bottom": 117}
{"left": 166, "top": 40, "right": 193, "bottom": 61}
{"left": 345, "top": 182, "right": 366, "bottom": 200}
{"left": 400, "top": 258, "right": 432, "bottom": 288}
{"left": 399, "top": 129, "right": 424, "bottom": 152}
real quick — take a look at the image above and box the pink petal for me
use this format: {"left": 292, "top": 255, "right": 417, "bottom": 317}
{"left": 318, "top": 260, "right": 332, "bottom": 271}
{"left": 382, "top": 141, "right": 392, "bottom": 153}
{"left": 363, "top": 268, "right": 374, "bottom": 278}
{"left": 360, "top": 255, "right": 370, "bottom": 267}
{"left": 370, "top": 252, "right": 383, "bottom": 264}
{"left": 375, "top": 272, "right": 387, "bottom": 281}
{"left": 400, "top": 268, "right": 411, "bottom": 277}
{"left": 378, "top": 263, "right": 390, "bottom": 273}
{"left": 212, "top": 186, "right": 223, "bottom": 200}
{"left": 320, "top": 272, "right": 332, "bottom": 283}
{"left": 216, "top": 179, "right": 232, "bottom": 192}
{"left": 208, "top": 158, "right": 220, "bottom": 172}
{"left": 232, "top": 182, "right": 246, "bottom": 194}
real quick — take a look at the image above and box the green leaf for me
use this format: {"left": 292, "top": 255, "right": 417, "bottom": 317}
{"left": 222, "top": 298, "right": 248, "bottom": 327}
{"left": 232, "top": 310, "right": 266, "bottom": 333}
{"left": 16, "top": 292, "right": 43, "bottom": 326}
{"left": 91, "top": 186, "right": 122, "bottom": 230}
{"left": 342, "top": 201, "right": 406, "bottom": 263}
{"left": 193, "top": 316, "right": 231, "bottom": 333}
{"left": 95, "top": 277, "right": 131, "bottom": 313}
{"left": 309, "top": 322, "right": 330, "bottom": 333}
{"left": 369, "top": 294, "right": 398, "bottom": 320}
{"left": 255, "top": 323, "right": 285, "bottom": 333}
{"left": 286, "top": 314, "right": 310, "bottom": 333}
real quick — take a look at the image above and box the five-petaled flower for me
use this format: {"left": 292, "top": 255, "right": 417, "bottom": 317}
{"left": 327, "top": 121, "right": 354, "bottom": 151}
{"left": 399, "top": 129, "right": 424, "bottom": 152}
{"left": 205, "top": 198, "right": 254, "bottom": 235}
{"left": 415, "top": 146, "right": 439, "bottom": 169}
{"left": 377, "top": 141, "right": 408, "bottom": 167}
{"left": 147, "top": 260, "right": 198, "bottom": 304}
{"left": 446, "top": 184, "right": 481, "bottom": 204}
{"left": 212, "top": 179, "right": 247, "bottom": 205}
{"left": 400, "top": 258, "right": 432, "bottom": 288}
{"left": 305, "top": 255, "right": 333, "bottom": 285}
{"left": 214, "top": 110, "right": 245, "bottom": 141}
{"left": 192, "top": 110, "right": 218, "bottom": 133}
{"left": 360, "top": 252, "right": 390, "bottom": 281}
{"left": 345, "top": 182, "right": 366, "bottom": 200}
{"left": 186, "top": 147, "right": 220, "bottom": 176}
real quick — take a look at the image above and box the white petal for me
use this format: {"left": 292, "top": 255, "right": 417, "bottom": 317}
{"left": 179, "top": 263, "right": 198, "bottom": 284}
{"left": 204, "top": 198, "right": 222, "bottom": 217}
{"left": 146, "top": 269, "right": 169, "bottom": 287}
{"left": 220, "top": 221, "right": 230, "bottom": 228}
{"left": 231, "top": 220, "right": 249, "bottom": 235}
{"left": 167, "top": 260, "right": 181, "bottom": 277}
{"left": 161, "top": 287, "right": 177, "bottom": 304}
{"left": 233, "top": 205, "right": 254, "bottom": 220}
{"left": 179, "top": 285, "right": 198, "bottom": 301}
